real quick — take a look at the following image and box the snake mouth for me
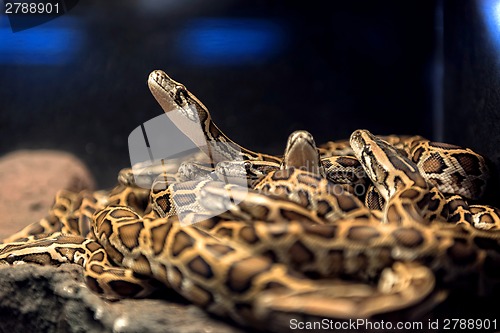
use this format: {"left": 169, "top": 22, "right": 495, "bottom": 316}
{"left": 283, "top": 130, "right": 321, "bottom": 172}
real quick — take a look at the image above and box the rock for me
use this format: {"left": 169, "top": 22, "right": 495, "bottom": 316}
{"left": 0, "top": 150, "right": 96, "bottom": 240}
{"left": 0, "top": 151, "right": 247, "bottom": 332}
{"left": 0, "top": 264, "right": 246, "bottom": 333}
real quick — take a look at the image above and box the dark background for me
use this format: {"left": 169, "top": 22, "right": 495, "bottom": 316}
{"left": 0, "top": 0, "right": 499, "bottom": 207}
{"left": 0, "top": 0, "right": 437, "bottom": 186}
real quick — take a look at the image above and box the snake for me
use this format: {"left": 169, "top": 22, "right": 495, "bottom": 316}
{"left": 1, "top": 70, "right": 499, "bottom": 330}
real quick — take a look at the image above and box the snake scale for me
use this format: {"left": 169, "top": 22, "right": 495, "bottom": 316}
{"left": 1, "top": 70, "right": 500, "bottom": 330}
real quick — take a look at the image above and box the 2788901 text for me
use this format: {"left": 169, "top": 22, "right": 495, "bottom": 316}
{"left": 4, "top": 2, "right": 60, "bottom": 14}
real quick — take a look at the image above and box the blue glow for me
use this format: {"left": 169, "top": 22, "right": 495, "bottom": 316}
{"left": 177, "top": 18, "right": 287, "bottom": 66}
{"left": 0, "top": 20, "right": 81, "bottom": 65}
{"left": 481, "top": 0, "right": 500, "bottom": 46}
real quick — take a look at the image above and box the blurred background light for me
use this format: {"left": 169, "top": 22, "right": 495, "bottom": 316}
{"left": 480, "top": 0, "right": 500, "bottom": 47}
{"left": 0, "top": 18, "right": 82, "bottom": 65}
{"left": 176, "top": 18, "right": 287, "bottom": 66}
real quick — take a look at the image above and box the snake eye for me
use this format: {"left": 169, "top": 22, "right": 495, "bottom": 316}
{"left": 174, "top": 88, "right": 188, "bottom": 105}
{"left": 362, "top": 145, "right": 372, "bottom": 156}
{"left": 243, "top": 161, "right": 252, "bottom": 170}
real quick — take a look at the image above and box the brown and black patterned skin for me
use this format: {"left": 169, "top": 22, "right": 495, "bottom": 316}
{"left": 1, "top": 71, "right": 500, "bottom": 329}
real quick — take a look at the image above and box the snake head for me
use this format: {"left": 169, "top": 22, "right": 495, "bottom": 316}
{"left": 350, "top": 129, "right": 428, "bottom": 200}
{"left": 349, "top": 130, "right": 387, "bottom": 193}
{"left": 148, "top": 70, "right": 191, "bottom": 110}
{"left": 148, "top": 70, "right": 209, "bottom": 120}
{"left": 349, "top": 129, "right": 374, "bottom": 159}
{"left": 282, "top": 130, "right": 325, "bottom": 177}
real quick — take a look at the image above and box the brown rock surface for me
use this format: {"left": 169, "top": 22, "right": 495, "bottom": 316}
{"left": 0, "top": 150, "right": 96, "bottom": 239}
{"left": 0, "top": 264, "right": 246, "bottom": 333}
{"left": 0, "top": 150, "right": 248, "bottom": 333}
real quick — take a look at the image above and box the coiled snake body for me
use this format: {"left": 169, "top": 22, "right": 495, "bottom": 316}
{"left": 1, "top": 70, "right": 499, "bottom": 329}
